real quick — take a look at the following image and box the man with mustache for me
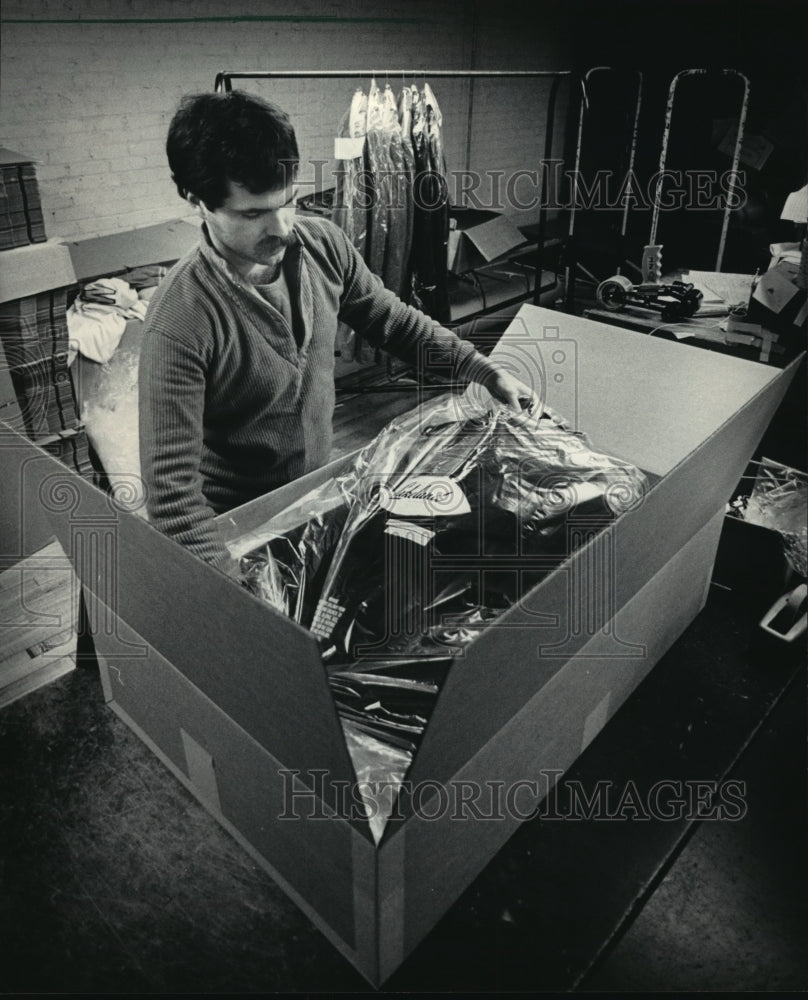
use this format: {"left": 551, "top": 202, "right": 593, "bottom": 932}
{"left": 139, "top": 91, "right": 538, "bottom": 576}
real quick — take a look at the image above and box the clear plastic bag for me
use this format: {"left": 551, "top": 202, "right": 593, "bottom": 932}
{"left": 736, "top": 458, "right": 808, "bottom": 576}
{"left": 240, "top": 389, "right": 649, "bottom": 837}
{"left": 341, "top": 720, "right": 411, "bottom": 844}
{"left": 241, "top": 389, "right": 648, "bottom": 657}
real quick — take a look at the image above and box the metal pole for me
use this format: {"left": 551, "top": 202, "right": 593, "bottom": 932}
{"left": 650, "top": 68, "right": 749, "bottom": 273}
{"left": 215, "top": 69, "right": 573, "bottom": 91}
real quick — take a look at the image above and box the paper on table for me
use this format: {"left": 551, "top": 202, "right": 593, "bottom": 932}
{"left": 686, "top": 270, "right": 756, "bottom": 308}
{"left": 780, "top": 184, "right": 808, "bottom": 223}
{"left": 752, "top": 268, "right": 799, "bottom": 313}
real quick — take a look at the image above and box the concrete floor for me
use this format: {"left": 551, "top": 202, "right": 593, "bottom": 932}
{"left": 1, "top": 573, "right": 805, "bottom": 993}
{"left": 582, "top": 665, "right": 806, "bottom": 993}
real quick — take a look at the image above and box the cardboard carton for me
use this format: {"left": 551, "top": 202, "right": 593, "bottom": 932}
{"left": 448, "top": 208, "right": 527, "bottom": 274}
{"left": 0, "top": 305, "right": 799, "bottom": 984}
{"left": 65, "top": 218, "right": 199, "bottom": 282}
{"left": 0, "top": 241, "right": 77, "bottom": 305}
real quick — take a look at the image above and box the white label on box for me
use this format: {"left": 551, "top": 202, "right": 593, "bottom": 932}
{"left": 379, "top": 476, "right": 471, "bottom": 518}
{"left": 384, "top": 520, "right": 435, "bottom": 547}
{"left": 334, "top": 135, "right": 366, "bottom": 160}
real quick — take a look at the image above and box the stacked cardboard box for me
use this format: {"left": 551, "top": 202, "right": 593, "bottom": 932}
{"left": 38, "top": 426, "right": 94, "bottom": 480}
{"left": 0, "top": 232, "right": 93, "bottom": 480}
{"left": 0, "top": 148, "right": 47, "bottom": 250}
{"left": 0, "top": 287, "right": 80, "bottom": 439}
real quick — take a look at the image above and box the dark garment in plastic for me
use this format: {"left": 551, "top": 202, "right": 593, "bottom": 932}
{"left": 241, "top": 393, "right": 649, "bottom": 751}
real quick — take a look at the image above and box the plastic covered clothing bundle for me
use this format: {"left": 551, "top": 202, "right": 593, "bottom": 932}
{"left": 240, "top": 391, "right": 648, "bottom": 712}
{"left": 240, "top": 391, "right": 648, "bottom": 838}
{"left": 729, "top": 457, "right": 807, "bottom": 576}
{"left": 409, "top": 83, "right": 451, "bottom": 322}
{"left": 331, "top": 79, "right": 450, "bottom": 357}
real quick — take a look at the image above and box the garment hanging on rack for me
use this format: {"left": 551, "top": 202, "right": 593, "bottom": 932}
{"left": 397, "top": 85, "right": 417, "bottom": 302}
{"left": 332, "top": 80, "right": 451, "bottom": 352}
{"left": 332, "top": 81, "right": 414, "bottom": 364}
{"left": 381, "top": 84, "right": 411, "bottom": 301}
{"left": 365, "top": 80, "right": 390, "bottom": 280}
{"left": 332, "top": 88, "right": 369, "bottom": 260}
{"left": 410, "top": 83, "right": 451, "bottom": 323}
{"left": 332, "top": 88, "right": 371, "bottom": 363}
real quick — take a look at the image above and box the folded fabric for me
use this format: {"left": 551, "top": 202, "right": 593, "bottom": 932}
{"left": 68, "top": 276, "right": 148, "bottom": 364}
{"left": 66, "top": 305, "right": 127, "bottom": 365}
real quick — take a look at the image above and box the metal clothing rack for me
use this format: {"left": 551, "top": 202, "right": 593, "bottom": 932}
{"left": 214, "top": 68, "right": 581, "bottom": 311}
{"left": 563, "top": 66, "right": 644, "bottom": 307}
{"left": 651, "top": 68, "right": 750, "bottom": 274}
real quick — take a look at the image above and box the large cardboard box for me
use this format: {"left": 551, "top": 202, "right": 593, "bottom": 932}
{"left": 0, "top": 306, "right": 799, "bottom": 985}
{"left": 64, "top": 217, "right": 199, "bottom": 281}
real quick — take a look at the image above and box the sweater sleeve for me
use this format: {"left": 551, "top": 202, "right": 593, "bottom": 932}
{"left": 139, "top": 326, "right": 233, "bottom": 571}
{"left": 333, "top": 226, "right": 500, "bottom": 385}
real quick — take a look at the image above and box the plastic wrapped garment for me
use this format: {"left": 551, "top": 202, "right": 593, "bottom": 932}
{"left": 241, "top": 390, "right": 649, "bottom": 665}
{"left": 423, "top": 82, "right": 445, "bottom": 174}
{"left": 409, "top": 84, "right": 450, "bottom": 322}
{"left": 331, "top": 88, "right": 369, "bottom": 262}
{"left": 364, "top": 79, "right": 391, "bottom": 280}
{"left": 397, "top": 86, "right": 417, "bottom": 302}
{"left": 241, "top": 391, "right": 649, "bottom": 828}
{"left": 381, "top": 84, "right": 412, "bottom": 300}
{"left": 337, "top": 662, "right": 451, "bottom": 840}
{"left": 342, "top": 719, "right": 412, "bottom": 843}
{"left": 331, "top": 88, "right": 372, "bottom": 364}
{"left": 330, "top": 661, "right": 448, "bottom": 751}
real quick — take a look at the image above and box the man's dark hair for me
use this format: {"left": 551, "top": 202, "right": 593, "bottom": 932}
{"left": 167, "top": 91, "right": 299, "bottom": 209}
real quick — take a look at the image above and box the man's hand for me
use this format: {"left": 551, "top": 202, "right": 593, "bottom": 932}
{"left": 479, "top": 366, "right": 544, "bottom": 423}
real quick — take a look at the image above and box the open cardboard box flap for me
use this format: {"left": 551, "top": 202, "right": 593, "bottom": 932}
{"left": 65, "top": 218, "right": 200, "bottom": 281}
{"left": 1, "top": 436, "right": 358, "bottom": 803}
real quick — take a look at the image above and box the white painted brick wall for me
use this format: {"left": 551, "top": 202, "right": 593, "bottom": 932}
{"left": 1, "top": 0, "right": 575, "bottom": 239}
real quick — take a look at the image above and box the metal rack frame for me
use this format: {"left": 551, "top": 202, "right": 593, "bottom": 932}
{"left": 214, "top": 68, "right": 582, "bottom": 311}
{"left": 651, "top": 68, "right": 750, "bottom": 274}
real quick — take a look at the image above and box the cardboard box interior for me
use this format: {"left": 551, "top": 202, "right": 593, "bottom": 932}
{"left": 217, "top": 307, "right": 798, "bottom": 798}
{"left": 0, "top": 304, "right": 800, "bottom": 984}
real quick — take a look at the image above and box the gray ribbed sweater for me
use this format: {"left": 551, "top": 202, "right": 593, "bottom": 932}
{"left": 139, "top": 217, "right": 495, "bottom": 568}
